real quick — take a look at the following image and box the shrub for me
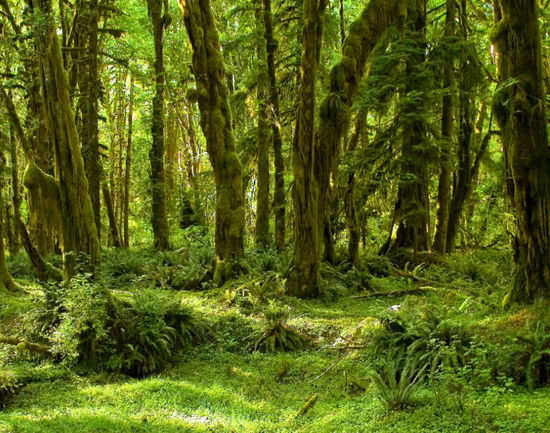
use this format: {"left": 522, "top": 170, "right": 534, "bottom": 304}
{"left": 0, "top": 370, "right": 20, "bottom": 407}
{"left": 29, "top": 275, "right": 206, "bottom": 377}
{"left": 369, "top": 349, "right": 427, "bottom": 411}
{"left": 254, "top": 301, "right": 311, "bottom": 353}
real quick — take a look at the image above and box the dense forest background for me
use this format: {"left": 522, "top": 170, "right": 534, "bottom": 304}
{"left": 1, "top": 0, "right": 550, "bottom": 432}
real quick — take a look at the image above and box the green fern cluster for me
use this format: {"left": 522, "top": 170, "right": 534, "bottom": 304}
{"left": 32, "top": 276, "right": 206, "bottom": 377}
{"left": 254, "top": 302, "right": 310, "bottom": 353}
{"left": 369, "top": 350, "right": 427, "bottom": 411}
{"left": 371, "top": 310, "right": 471, "bottom": 379}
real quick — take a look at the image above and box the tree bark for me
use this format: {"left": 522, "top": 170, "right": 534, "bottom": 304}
{"left": 180, "top": 0, "right": 246, "bottom": 285}
{"left": 492, "top": 0, "right": 550, "bottom": 301}
{"left": 147, "top": 0, "right": 171, "bottom": 250}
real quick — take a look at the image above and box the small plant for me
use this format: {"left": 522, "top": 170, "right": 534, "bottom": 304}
{"left": 369, "top": 350, "right": 427, "bottom": 411}
{"left": 0, "top": 370, "right": 20, "bottom": 407}
{"left": 515, "top": 321, "right": 550, "bottom": 390}
{"left": 254, "top": 302, "right": 311, "bottom": 353}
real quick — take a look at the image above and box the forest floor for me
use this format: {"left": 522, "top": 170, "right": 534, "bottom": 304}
{"left": 1, "top": 247, "right": 550, "bottom": 433}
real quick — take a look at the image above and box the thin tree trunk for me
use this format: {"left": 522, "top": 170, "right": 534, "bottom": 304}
{"left": 147, "top": 0, "right": 170, "bottom": 250}
{"left": 102, "top": 182, "right": 121, "bottom": 248}
{"left": 255, "top": 0, "right": 271, "bottom": 248}
{"left": 124, "top": 74, "right": 134, "bottom": 249}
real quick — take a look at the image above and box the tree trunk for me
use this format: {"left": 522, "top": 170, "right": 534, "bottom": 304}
{"left": 385, "top": 0, "right": 430, "bottom": 255}
{"left": 317, "top": 0, "right": 408, "bottom": 260}
{"left": 180, "top": 0, "right": 245, "bottom": 285}
{"left": 147, "top": 0, "right": 170, "bottom": 250}
{"left": 492, "top": 0, "right": 550, "bottom": 301}
{"left": 123, "top": 74, "right": 134, "bottom": 249}
{"left": 255, "top": 0, "right": 271, "bottom": 248}
{"left": 262, "top": 0, "right": 286, "bottom": 250}
{"left": 102, "top": 182, "right": 122, "bottom": 248}
{"left": 285, "top": 0, "right": 327, "bottom": 298}
{"left": 432, "top": 0, "right": 456, "bottom": 253}
{"left": 78, "top": 0, "right": 101, "bottom": 240}
{"left": 0, "top": 154, "right": 22, "bottom": 293}
{"left": 34, "top": 0, "right": 100, "bottom": 278}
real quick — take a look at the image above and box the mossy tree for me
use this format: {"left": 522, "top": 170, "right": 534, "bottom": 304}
{"left": 261, "top": 0, "right": 285, "bottom": 251}
{"left": 432, "top": 0, "right": 456, "bottom": 254}
{"left": 179, "top": 0, "right": 245, "bottom": 284}
{"left": 317, "top": 0, "right": 408, "bottom": 263}
{"left": 285, "top": 0, "right": 327, "bottom": 298}
{"left": 146, "top": 0, "right": 171, "bottom": 251}
{"left": 255, "top": 0, "right": 271, "bottom": 248}
{"left": 31, "top": 0, "right": 100, "bottom": 278}
{"left": 492, "top": 0, "right": 550, "bottom": 301}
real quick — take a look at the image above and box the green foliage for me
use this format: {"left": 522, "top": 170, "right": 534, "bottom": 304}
{"left": 0, "top": 370, "right": 19, "bottom": 407}
{"left": 254, "top": 301, "right": 311, "bottom": 353}
{"left": 28, "top": 276, "right": 206, "bottom": 377}
{"left": 369, "top": 349, "right": 427, "bottom": 411}
{"left": 370, "top": 309, "right": 471, "bottom": 380}
{"left": 513, "top": 321, "right": 550, "bottom": 390}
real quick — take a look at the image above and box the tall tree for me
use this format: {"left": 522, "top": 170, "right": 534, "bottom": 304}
{"left": 382, "top": 0, "right": 430, "bottom": 255}
{"left": 317, "top": 0, "right": 409, "bottom": 263}
{"left": 492, "top": 0, "right": 550, "bottom": 301}
{"left": 285, "top": 0, "right": 327, "bottom": 298}
{"left": 432, "top": 0, "right": 456, "bottom": 253}
{"left": 262, "top": 0, "right": 286, "bottom": 250}
{"left": 180, "top": 0, "right": 246, "bottom": 284}
{"left": 255, "top": 0, "right": 271, "bottom": 248}
{"left": 146, "top": 0, "right": 171, "bottom": 250}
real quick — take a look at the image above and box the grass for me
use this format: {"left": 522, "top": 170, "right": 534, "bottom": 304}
{"left": 1, "top": 249, "right": 550, "bottom": 432}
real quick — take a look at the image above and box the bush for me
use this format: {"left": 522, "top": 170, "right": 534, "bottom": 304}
{"left": 254, "top": 301, "right": 311, "bottom": 353}
{"left": 29, "top": 275, "right": 206, "bottom": 377}
{"left": 369, "top": 349, "right": 427, "bottom": 411}
{"left": 0, "top": 370, "right": 20, "bottom": 407}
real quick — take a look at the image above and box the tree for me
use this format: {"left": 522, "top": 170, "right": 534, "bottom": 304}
{"left": 492, "top": 0, "right": 550, "bottom": 301}
{"left": 146, "top": 0, "right": 171, "bottom": 250}
{"left": 432, "top": 0, "right": 456, "bottom": 254}
{"left": 255, "top": 0, "right": 271, "bottom": 248}
{"left": 180, "top": 0, "right": 246, "bottom": 284}
{"left": 285, "top": 0, "right": 327, "bottom": 298}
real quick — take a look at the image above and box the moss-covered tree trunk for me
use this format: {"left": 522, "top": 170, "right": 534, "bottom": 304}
{"left": 492, "top": 0, "right": 550, "bottom": 301}
{"left": 147, "top": 0, "right": 170, "bottom": 250}
{"left": 385, "top": 0, "right": 430, "bottom": 255}
{"left": 262, "top": 0, "right": 285, "bottom": 250}
{"left": 0, "top": 153, "right": 21, "bottom": 293}
{"left": 123, "top": 74, "right": 134, "bottom": 249}
{"left": 255, "top": 0, "right": 271, "bottom": 248}
{"left": 317, "top": 0, "right": 408, "bottom": 260}
{"left": 78, "top": 0, "right": 101, "bottom": 240}
{"left": 180, "top": 0, "right": 245, "bottom": 284}
{"left": 285, "top": 0, "right": 327, "bottom": 298}
{"left": 432, "top": 0, "right": 456, "bottom": 254}
{"left": 34, "top": 1, "right": 100, "bottom": 278}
